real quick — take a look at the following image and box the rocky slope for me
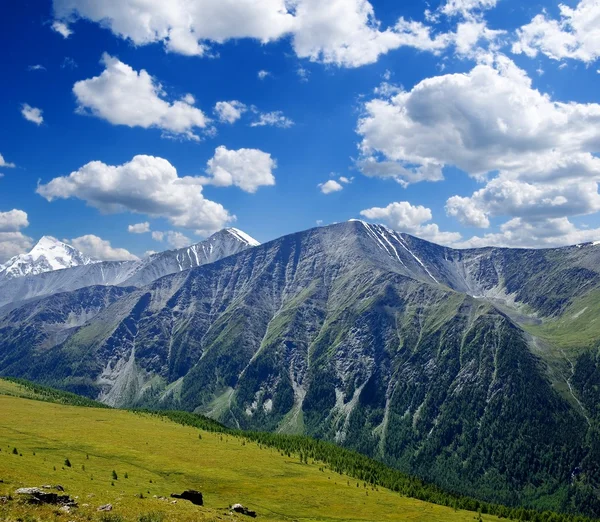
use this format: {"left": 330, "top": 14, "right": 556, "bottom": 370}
{"left": 2, "top": 221, "right": 599, "bottom": 513}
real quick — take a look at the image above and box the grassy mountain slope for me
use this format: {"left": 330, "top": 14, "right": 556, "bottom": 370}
{"left": 0, "top": 380, "right": 503, "bottom": 522}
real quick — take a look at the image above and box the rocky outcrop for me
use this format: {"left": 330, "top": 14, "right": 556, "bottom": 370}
{"left": 170, "top": 490, "right": 203, "bottom": 506}
{"left": 15, "top": 487, "right": 76, "bottom": 506}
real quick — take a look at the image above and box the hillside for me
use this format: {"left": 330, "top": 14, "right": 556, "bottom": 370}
{"left": 0, "top": 379, "right": 505, "bottom": 522}
{"left": 2, "top": 221, "right": 600, "bottom": 515}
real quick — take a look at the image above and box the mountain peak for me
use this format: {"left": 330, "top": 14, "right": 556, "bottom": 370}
{"left": 223, "top": 227, "right": 260, "bottom": 247}
{"left": 0, "top": 236, "right": 97, "bottom": 280}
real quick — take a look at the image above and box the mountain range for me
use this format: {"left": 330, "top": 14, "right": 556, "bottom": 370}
{"left": 1, "top": 221, "right": 599, "bottom": 516}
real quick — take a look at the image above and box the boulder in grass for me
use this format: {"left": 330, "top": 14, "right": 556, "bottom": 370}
{"left": 170, "top": 490, "right": 203, "bottom": 506}
{"left": 97, "top": 503, "right": 113, "bottom": 511}
{"left": 231, "top": 503, "right": 257, "bottom": 517}
{"left": 15, "top": 487, "right": 75, "bottom": 506}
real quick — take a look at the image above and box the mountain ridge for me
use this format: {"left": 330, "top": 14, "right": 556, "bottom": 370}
{"left": 1, "top": 220, "right": 599, "bottom": 515}
{"left": 0, "top": 235, "right": 98, "bottom": 280}
{"left": 0, "top": 227, "right": 259, "bottom": 310}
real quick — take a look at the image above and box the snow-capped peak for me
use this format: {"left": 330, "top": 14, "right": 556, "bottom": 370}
{"left": 0, "top": 236, "right": 98, "bottom": 280}
{"left": 224, "top": 227, "right": 260, "bottom": 247}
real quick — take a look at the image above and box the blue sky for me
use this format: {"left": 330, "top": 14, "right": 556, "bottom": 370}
{"left": 1, "top": 0, "right": 600, "bottom": 261}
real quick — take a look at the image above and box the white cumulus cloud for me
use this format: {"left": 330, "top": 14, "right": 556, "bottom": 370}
{"left": 52, "top": 0, "right": 453, "bottom": 68}
{"left": 319, "top": 180, "right": 343, "bottom": 194}
{"left": 73, "top": 54, "right": 210, "bottom": 140}
{"left": 200, "top": 146, "right": 276, "bottom": 193}
{"left": 440, "top": 0, "right": 498, "bottom": 17}
{"left": 0, "top": 154, "right": 15, "bottom": 169}
{"left": 21, "top": 104, "right": 44, "bottom": 125}
{"left": 214, "top": 101, "right": 247, "bottom": 124}
{"left": 357, "top": 56, "right": 600, "bottom": 247}
{"left": 360, "top": 201, "right": 461, "bottom": 245}
{"left": 250, "top": 111, "right": 294, "bottom": 128}
{"left": 51, "top": 20, "right": 72, "bottom": 38}
{"left": 0, "top": 210, "right": 32, "bottom": 263}
{"left": 513, "top": 0, "right": 600, "bottom": 64}
{"left": 69, "top": 234, "right": 139, "bottom": 261}
{"left": 36, "top": 154, "right": 234, "bottom": 235}
{"left": 128, "top": 222, "right": 150, "bottom": 234}
{"left": 0, "top": 210, "right": 29, "bottom": 232}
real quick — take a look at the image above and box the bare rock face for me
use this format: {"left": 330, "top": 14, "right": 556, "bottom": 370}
{"left": 15, "top": 487, "right": 76, "bottom": 506}
{"left": 170, "top": 490, "right": 203, "bottom": 506}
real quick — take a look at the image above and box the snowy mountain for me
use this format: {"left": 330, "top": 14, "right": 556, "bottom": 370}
{"left": 0, "top": 236, "right": 97, "bottom": 281}
{"left": 0, "top": 228, "right": 260, "bottom": 308}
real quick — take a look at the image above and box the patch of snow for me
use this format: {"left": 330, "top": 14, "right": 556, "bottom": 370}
{"left": 0, "top": 236, "right": 97, "bottom": 279}
{"left": 226, "top": 228, "right": 260, "bottom": 247}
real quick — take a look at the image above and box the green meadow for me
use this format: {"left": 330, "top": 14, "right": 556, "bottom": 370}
{"left": 0, "top": 380, "right": 498, "bottom": 522}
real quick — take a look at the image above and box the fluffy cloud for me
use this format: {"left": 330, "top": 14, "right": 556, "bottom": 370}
{"left": 290, "top": 1, "right": 451, "bottom": 67}
{"left": 52, "top": 0, "right": 452, "bottom": 68}
{"left": 319, "top": 180, "right": 343, "bottom": 194}
{"left": 356, "top": 157, "right": 444, "bottom": 187}
{"left": 0, "top": 233, "right": 34, "bottom": 263}
{"left": 73, "top": 54, "right": 210, "bottom": 140}
{"left": 440, "top": 0, "right": 497, "bottom": 17}
{"left": 454, "top": 20, "right": 505, "bottom": 59}
{"left": 201, "top": 146, "right": 276, "bottom": 193}
{"left": 51, "top": 20, "right": 72, "bottom": 38}
{"left": 214, "top": 101, "right": 247, "bottom": 124}
{"left": 0, "top": 210, "right": 29, "bottom": 232}
{"left": 28, "top": 65, "right": 46, "bottom": 71}
{"left": 357, "top": 56, "right": 600, "bottom": 247}
{"left": 36, "top": 154, "right": 233, "bottom": 235}
{"left": 151, "top": 230, "right": 193, "bottom": 249}
{"left": 513, "top": 0, "right": 600, "bottom": 64}
{"left": 166, "top": 231, "right": 192, "bottom": 249}
{"left": 128, "top": 222, "right": 150, "bottom": 234}
{"left": 446, "top": 178, "right": 600, "bottom": 228}
{"left": 0, "top": 210, "right": 32, "bottom": 263}
{"left": 21, "top": 104, "right": 44, "bottom": 125}
{"left": 250, "top": 111, "right": 294, "bottom": 128}
{"left": 0, "top": 154, "right": 15, "bottom": 168}
{"left": 318, "top": 175, "right": 352, "bottom": 194}
{"left": 258, "top": 70, "right": 271, "bottom": 80}
{"left": 357, "top": 56, "right": 600, "bottom": 182}
{"left": 69, "top": 234, "right": 139, "bottom": 261}
{"left": 360, "top": 201, "right": 461, "bottom": 245}
{"left": 213, "top": 102, "right": 292, "bottom": 128}
{"left": 456, "top": 218, "right": 600, "bottom": 249}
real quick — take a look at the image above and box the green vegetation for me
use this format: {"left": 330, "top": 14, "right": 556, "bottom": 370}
{"left": 0, "top": 378, "right": 596, "bottom": 522}
{"left": 0, "top": 388, "right": 504, "bottom": 522}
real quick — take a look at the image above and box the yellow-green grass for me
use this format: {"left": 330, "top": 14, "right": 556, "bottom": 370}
{"left": 0, "top": 391, "right": 499, "bottom": 522}
{"left": 522, "top": 289, "right": 600, "bottom": 352}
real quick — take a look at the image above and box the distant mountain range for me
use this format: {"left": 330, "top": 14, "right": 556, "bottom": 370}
{"left": 0, "top": 235, "right": 97, "bottom": 280}
{"left": 1, "top": 221, "right": 599, "bottom": 516}
{"left": 0, "top": 228, "right": 259, "bottom": 309}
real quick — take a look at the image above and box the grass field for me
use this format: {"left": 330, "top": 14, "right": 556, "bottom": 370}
{"left": 0, "top": 380, "right": 497, "bottom": 522}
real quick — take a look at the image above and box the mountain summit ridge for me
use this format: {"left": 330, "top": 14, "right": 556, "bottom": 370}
{"left": 0, "top": 227, "right": 259, "bottom": 308}
{"left": 0, "top": 235, "right": 97, "bottom": 280}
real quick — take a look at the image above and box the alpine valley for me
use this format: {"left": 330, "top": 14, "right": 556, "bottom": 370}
{"left": 2, "top": 221, "right": 600, "bottom": 517}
